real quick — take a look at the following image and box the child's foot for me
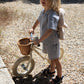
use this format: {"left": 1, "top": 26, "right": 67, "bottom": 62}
{"left": 41, "top": 65, "right": 55, "bottom": 77}
{"left": 50, "top": 76, "right": 64, "bottom": 84}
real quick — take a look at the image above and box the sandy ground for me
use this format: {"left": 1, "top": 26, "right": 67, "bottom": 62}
{"left": 0, "top": 1, "right": 84, "bottom": 84}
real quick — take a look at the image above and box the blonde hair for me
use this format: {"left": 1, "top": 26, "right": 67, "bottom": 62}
{"left": 40, "top": 0, "right": 61, "bottom": 15}
{"left": 48, "top": 0, "right": 61, "bottom": 15}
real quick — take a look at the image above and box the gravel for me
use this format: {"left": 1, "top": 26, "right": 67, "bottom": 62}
{"left": 0, "top": 1, "right": 84, "bottom": 84}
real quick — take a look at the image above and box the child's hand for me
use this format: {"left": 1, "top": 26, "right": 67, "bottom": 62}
{"left": 33, "top": 40, "right": 39, "bottom": 45}
{"left": 29, "top": 28, "right": 34, "bottom": 34}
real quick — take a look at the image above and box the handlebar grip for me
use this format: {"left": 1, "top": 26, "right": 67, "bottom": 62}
{"left": 30, "top": 33, "right": 40, "bottom": 46}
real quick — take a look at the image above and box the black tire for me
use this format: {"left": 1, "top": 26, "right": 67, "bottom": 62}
{"left": 12, "top": 56, "right": 35, "bottom": 77}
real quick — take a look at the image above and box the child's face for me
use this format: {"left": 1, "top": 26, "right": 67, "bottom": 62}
{"left": 40, "top": 0, "right": 49, "bottom": 9}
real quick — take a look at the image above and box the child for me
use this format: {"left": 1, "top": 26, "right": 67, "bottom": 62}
{"left": 29, "top": 0, "right": 65, "bottom": 83}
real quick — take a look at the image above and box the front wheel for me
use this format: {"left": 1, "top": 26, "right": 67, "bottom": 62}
{"left": 12, "top": 56, "right": 35, "bottom": 77}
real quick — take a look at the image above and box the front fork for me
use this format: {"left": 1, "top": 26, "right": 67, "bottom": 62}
{"left": 21, "top": 45, "right": 33, "bottom": 70}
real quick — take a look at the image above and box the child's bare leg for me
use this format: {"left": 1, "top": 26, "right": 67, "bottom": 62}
{"left": 50, "top": 59, "right": 62, "bottom": 77}
{"left": 49, "top": 59, "right": 63, "bottom": 84}
{"left": 55, "top": 59, "right": 62, "bottom": 78}
{"left": 50, "top": 60, "right": 56, "bottom": 72}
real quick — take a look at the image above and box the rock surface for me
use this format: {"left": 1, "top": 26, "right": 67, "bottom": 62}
{"left": 0, "top": 56, "right": 15, "bottom": 84}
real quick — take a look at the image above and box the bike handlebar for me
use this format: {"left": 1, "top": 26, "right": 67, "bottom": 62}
{"left": 30, "top": 33, "right": 40, "bottom": 47}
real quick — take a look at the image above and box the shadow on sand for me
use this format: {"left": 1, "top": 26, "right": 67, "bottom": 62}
{"left": 12, "top": 71, "right": 51, "bottom": 84}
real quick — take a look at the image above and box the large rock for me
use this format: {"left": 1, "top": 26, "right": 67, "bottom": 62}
{"left": 0, "top": 56, "right": 15, "bottom": 84}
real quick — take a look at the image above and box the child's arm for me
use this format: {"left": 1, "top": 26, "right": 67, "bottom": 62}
{"left": 34, "top": 29, "right": 53, "bottom": 44}
{"left": 29, "top": 19, "right": 40, "bottom": 34}
{"left": 32, "top": 19, "right": 40, "bottom": 30}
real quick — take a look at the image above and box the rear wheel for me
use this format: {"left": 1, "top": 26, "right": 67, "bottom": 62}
{"left": 59, "top": 48, "right": 64, "bottom": 60}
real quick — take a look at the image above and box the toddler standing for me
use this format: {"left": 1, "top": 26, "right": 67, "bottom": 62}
{"left": 29, "top": 0, "right": 65, "bottom": 83}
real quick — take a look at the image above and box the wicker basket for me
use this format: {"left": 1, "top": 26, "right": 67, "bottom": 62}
{"left": 17, "top": 38, "right": 31, "bottom": 55}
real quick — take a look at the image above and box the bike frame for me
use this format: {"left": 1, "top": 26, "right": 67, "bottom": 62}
{"left": 23, "top": 43, "right": 64, "bottom": 70}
